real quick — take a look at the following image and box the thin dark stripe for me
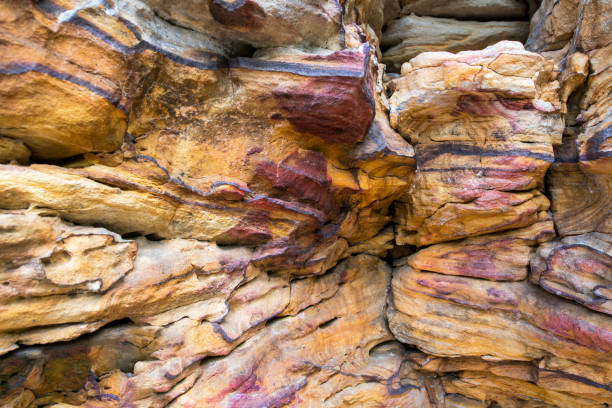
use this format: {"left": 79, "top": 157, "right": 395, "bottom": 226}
{"left": 0, "top": 62, "right": 127, "bottom": 114}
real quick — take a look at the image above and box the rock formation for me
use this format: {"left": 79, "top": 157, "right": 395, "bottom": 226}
{"left": 0, "top": 0, "right": 610, "bottom": 407}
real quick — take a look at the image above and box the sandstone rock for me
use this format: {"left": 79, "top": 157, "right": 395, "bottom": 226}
{"left": 543, "top": 0, "right": 612, "bottom": 239}
{"left": 403, "top": 217, "right": 555, "bottom": 281}
{"left": 0, "top": 0, "right": 415, "bottom": 261}
{"left": 0, "top": 2, "right": 421, "bottom": 404}
{"left": 0, "top": 137, "right": 30, "bottom": 165}
{"left": 525, "top": 0, "right": 581, "bottom": 54}
{"left": 531, "top": 232, "right": 612, "bottom": 315}
{"left": 389, "top": 42, "right": 563, "bottom": 246}
{"left": 383, "top": 0, "right": 402, "bottom": 24}
{"left": 549, "top": 162, "right": 612, "bottom": 236}
{"left": 411, "top": 352, "right": 612, "bottom": 407}
{"left": 0, "top": 255, "right": 433, "bottom": 407}
{"left": 0, "top": 209, "right": 254, "bottom": 355}
{"left": 1, "top": 0, "right": 612, "bottom": 406}
{"left": 135, "top": 0, "right": 345, "bottom": 53}
{"left": 526, "top": 0, "right": 612, "bottom": 59}
{"left": 400, "top": 0, "right": 528, "bottom": 20}
{"left": 388, "top": 266, "right": 612, "bottom": 405}
{"left": 0, "top": 1, "right": 132, "bottom": 159}
{"left": 382, "top": 16, "right": 529, "bottom": 71}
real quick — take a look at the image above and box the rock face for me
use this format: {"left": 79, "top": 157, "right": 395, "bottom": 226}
{"left": 385, "top": 1, "right": 612, "bottom": 407}
{"left": 381, "top": 0, "right": 534, "bottom": 72}
{"left": 0, "top": 0, "right": 611, "bottom": 407}
{"left": 389, "top": 41, "right": 562, "bottom": 246}
{"left": 382, "top": 16, "right": 530, "bottom": 72}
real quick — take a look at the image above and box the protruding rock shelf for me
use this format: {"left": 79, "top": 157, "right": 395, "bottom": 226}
{"left": 1, "top": 0, "right": 612, "bottom": 407}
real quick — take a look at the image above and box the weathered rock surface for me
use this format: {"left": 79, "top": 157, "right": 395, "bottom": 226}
{"left": 381, "top": 0, "right": 536, "bottom": 72}
{"left": 401, "top": 218, "right": 555, "bottom": 281}
{"left": 1, "top": 0, "right": 612, "bottom": 407}
{"left": 382, "top": 15, "right": 530, "bottom": 71}
{"left": 400, "top": 0, "right": 529, "bottom": 20}
{"left": 532, "top": 233, "right": 612, "bottom": 315}
{"left": 388, "top": 41, "right": 563, "bottom": 246}
{"left": 384, "top": 1, "right": 612, "bottom": 405}
{"left": 388, "top": 266, "right": 612, "bottom": 406}
{"left": 535, "top": 0, "right": 612, "bottom": 240}
{"left": 0, "top": 255, "right": 434, "bottom": 407}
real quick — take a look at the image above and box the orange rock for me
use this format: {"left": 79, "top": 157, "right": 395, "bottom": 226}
{"left": 388, "top": 266, "right": 612, "bottom": 405}
{"left": 532, "top": 232, "right": 612, "bottom": 315}
{"left": 389, "top": 42, "right": 563, "bottom": 246}
{"left": 1, "top": 0, "right": 612, "bottom": 406}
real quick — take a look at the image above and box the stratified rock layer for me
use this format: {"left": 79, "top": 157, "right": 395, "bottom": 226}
{"left": 388, "top": 41, "right": 563, "bottom": 247}
{"left": 386, "top": 1, "right": 612, "bottom": 406}
{"left": 1, "top": 0, "right": 612, "bottom": 407}
{"left": 382, "top": 15, "right": 530, "bottom": 72}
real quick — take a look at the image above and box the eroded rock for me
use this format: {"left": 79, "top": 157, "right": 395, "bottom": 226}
{"left": 389, "top": 42, "right": 563, "bottom": 246}
{"left": 1, "top": 0, "right": 612, "bottom": 406}
{"left": 382, "top": 15, "right": 529, "bottom": 72}
{"left": 388, "top": 266, "right": 612, "bottom": 405}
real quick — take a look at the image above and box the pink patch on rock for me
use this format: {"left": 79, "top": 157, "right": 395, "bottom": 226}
{"left": 273, "top": 76, "right": 374, "bottom": 144}
{"left": 256, "top": 150, "right": 339, "bottom": 217}
{"left": 486, "top": 287, "right": 519, "bottom": 306}
{"left": 542, "top": 310, "right": 612, "bottom": 352}
{"left": 218, "top": 211, "right": 272, "bottom": 245}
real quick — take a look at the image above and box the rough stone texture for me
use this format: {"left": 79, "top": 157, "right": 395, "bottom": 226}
{"left": 389, "top": 266, "right": 612, "bottom": 406}
{"left": 532, "top": 232, "right": 612, "bottom": 316}
{"left": 386, "top": 0, "right": 612, "bottom": 406}
{"left": 1, "top": 0, "right": 612, "bottom": 407}
{"left": 538, "top": 0, "right": 612, "bottom": 239}
{"left": 0, "top": 137, "right": 30, "bottom": 165}
{"left": 388, "top": 41, "right": 563, "bottom": 246}
{"left": 400, "top": 0, "right": 529, "bottom": 20}
{"left": 382, "top": 15, "right": 530, "bottom": 72}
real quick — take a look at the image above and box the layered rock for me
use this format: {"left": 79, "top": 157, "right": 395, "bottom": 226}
{"left": 385, "top": 5, "right": 612, "bottom": 405}
{"left": 399, "top": 218, "right": 555, "bottom": 281}
{"left": 382, "top": 16, "right": 529, "bottom": 72}
{"left": 1, "top": 0, "right": 612, "bottom": 407}
{"left": 0, "top": 255, "right": 434, "bottom": 407}
{"left": 409, "top": 351, "right": 612, "bottom": 408}
{"left": 536, "top": 0, "right": 612, "bottom": 238}
{"left": 532, "top": 232, "right": 612, "bottom": 316}
{"left": 389, "top": 264, "right": 612, "bottom": 405}
{"left": 400, "top": 0, "right": 529, "bottom": 20}
{"left": 0, "top": 0, "right": 425, "bottom": 406}
{"left": 0, "top": 0, "right": 415, "bottom": 272}
{"left": 381, "top": 0, "right": 533, "bottom": 71}
{"left": 388, "top": 41, "right": 563, "bottom": 246}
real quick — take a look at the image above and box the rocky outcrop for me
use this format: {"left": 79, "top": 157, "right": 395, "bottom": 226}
{"left": 536, "top": 0, "right": 612, "bottom": 240}
{"left": 1, "top": 0, "right": 611, "bottom": 407}
{"left": 382, "top": 16, "right": 529, "bottom": 72}
{"left": 385, "top": 0, "right": 612, "bottom": 406}
{"left": 400, "top": 0, "right": 529, "bottom": 20}
{"left": 381, "top": 0, "right": 534, "bottom": 71}
{"left": 531, "top": 233, "right": 612, "bottom": 315}
{"left": 388, "top": 41, "right": 562, "bottom": 246}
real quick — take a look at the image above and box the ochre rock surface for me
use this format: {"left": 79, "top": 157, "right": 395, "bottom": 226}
{"left": 1, "top": 0, "right": 611, "bottom": 407}
{"left": 388, "top": 41, "right": 563, "bottom": 247}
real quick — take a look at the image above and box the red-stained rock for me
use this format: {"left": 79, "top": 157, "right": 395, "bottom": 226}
{"left": 272, "top": 74, "right": 375, "bottom": 144}
{"left": 532, "top": 233, "right": 612, "bottom": 315}
{"left": 388, "top": 266, "right": 612, "bottom": 406}
{"left": 1, "top": 0, "right": 612, "bottom": 407}
{"left": 389, "top": 42, "right": 562, "bottom": 246}
{"left": 0, "top": 256, "right": 433, "bottom": 407}
{"left": 404, "top": 217, "right": 555, "bottom": 281}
